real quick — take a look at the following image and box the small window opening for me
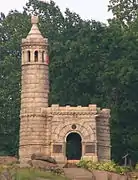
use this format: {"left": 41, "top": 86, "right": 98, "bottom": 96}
{"left": 34, "top": 51, "right": 38, "bottom": 62}
{"left": 22, "top": 51, "right": 24, "bottom": 63}
{"left": 42, "top": 51, "right": 45, "bottom": 62}
{"left": 27, "top": 51, "right": 31, "bottom": 62}
{"left": 22, "top": 51, "right": 24, "bottom": 58}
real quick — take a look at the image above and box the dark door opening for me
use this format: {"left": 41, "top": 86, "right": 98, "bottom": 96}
{"left": 66, "top": 132, "right": 82, "bottom": 160}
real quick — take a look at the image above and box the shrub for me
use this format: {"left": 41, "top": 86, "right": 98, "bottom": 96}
{"left": 76, "top": 158, "right": 131, "bottom": 175}
{"left": 135, "top": 163, "right": 138, "bottom": 171}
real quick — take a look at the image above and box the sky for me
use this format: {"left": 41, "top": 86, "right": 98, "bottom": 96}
{"left": 0, "top": 0, "right": 112, "bottom": 23}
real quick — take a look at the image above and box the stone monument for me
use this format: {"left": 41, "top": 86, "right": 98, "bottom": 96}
{"left": 19, "top": 16, "right": 111, "bottom": 164}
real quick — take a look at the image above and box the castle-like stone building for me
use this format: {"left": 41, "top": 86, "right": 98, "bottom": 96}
{"left": 19, "top": 16, "right": 111, "bottom": 163}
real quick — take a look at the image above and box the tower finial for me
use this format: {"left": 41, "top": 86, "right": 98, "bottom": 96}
{"left": 31, "top": 15, "right": 39, "bottom": 25}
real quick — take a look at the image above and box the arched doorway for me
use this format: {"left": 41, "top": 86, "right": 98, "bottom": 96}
{"left": 66, "top": 132, "right": 82, "bottom": 160}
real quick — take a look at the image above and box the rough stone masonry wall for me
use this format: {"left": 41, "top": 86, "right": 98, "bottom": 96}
{"left": 19, "top": 64, "right": 49, "bottom": 162}
{"left": 21, "top": 64, "right": 49, "bottom": 110}
{"left": 96, "top": 109, "right": 111, "bottom": 161}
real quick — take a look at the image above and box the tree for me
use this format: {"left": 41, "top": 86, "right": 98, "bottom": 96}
{"left": 108, "top": 0, "right": 138, "bottom": 25}
{"left": 0, "top": 11, "right": 29, "bottom": 155}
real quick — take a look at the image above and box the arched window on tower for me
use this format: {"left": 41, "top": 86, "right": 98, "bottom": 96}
{"left": 34, "top": 50, "right": 38, "bottom": 62}
{"left": 42, "top": 51, "right": 45, "bottom": 62}
{"left": 27, "top": 50, "right": 31, "bottom": 62}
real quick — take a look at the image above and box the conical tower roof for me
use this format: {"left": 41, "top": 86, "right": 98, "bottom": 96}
{"left": 26, "top": 16, "right": 44, "bottom": 40}
{"left": 22, "top": 15, "right": 47, "bottom": 46}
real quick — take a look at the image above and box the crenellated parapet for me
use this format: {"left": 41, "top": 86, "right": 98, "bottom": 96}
{"left": 42, "top": 104, "right": 98, "bottom": 115}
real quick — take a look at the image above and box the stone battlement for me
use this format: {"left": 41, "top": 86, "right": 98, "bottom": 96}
{"left": 50, "top": 104, "right": 97, "bottom": 111}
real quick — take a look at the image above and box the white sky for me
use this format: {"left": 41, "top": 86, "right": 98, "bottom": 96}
{"left": 0, "top": 0, "right": 112, "bottom": 23}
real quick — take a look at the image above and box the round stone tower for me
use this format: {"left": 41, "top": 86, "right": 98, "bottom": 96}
{"left": 19, "top": 16, "right": 49, "bottom": 162}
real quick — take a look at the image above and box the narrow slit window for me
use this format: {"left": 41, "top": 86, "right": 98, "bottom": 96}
{"left": 22, "top": 51, "right": 24, "bottom": 59}
{"left": 22, "top": 51, "right": 25, "bottom": 63}
{"left": 27, "top": 51, "right": 30, "bottom": 62}
{"left": 42, "top": 51, "right": 45, "bottom": 62}
{"left": 34, "top": 51, "right": 38, "bottom": 62}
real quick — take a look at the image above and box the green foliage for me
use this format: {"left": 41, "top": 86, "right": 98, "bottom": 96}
{"left": 77, "top": 159, "right": 131, "bottom": 175}
{"left": 0, "top": 11, "right": 29, "bottom": 156}
{"left": 108, "top": 0, "right": 138, "bottom": 25}
{"left": 135, "top": 163, "right": 138, "bottom": 171}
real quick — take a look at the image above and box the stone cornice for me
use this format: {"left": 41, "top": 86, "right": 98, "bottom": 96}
{"left": 22, "top": 63, "right": 48, "bottom": 66}
{"left": 20, "top": 143, "right": 51, "bottom": 147}
{"left": 21, "top": 42, "right": 47, "bottom": 48}
{"left": 46, "top": 111, "right": 97, "bottom": 116}
{"left": 20, "top": 113, "right": 46, "bottom": 118}
{"left": 20, "top": 111, "right": 110, "bottom": 118}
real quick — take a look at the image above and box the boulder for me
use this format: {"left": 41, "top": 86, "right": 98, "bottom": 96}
{"left": 31, "top": 153, "right": 57, "bottom": 164}
{"left": 28, "top": 160, "right": 57, "bottom": 170}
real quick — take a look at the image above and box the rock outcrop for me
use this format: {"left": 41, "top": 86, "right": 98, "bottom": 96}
{"left": 31, "top": 153, "right": 57, "bottom": 164}
{"left": 28, "top": 154, "right": 64, "bottom": 175}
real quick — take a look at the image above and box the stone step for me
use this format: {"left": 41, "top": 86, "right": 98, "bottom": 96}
{"left": 63, "top": 168, "right": 93, "bottom": 180}
{"left": 63, "top": 162, "right": 78, "bottom": 168}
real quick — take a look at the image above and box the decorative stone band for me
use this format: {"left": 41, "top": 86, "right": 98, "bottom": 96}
{"left": 21, "top": 41, "right": 47, "bottom": 47}
{"left": 21, "top": 45, "right": 47, "bottom": 50}
{"left": 20, "top": 143, "right": 51, "bottom": 147}
{"left": 20, "top": 113, "right": 47, "bottom": 118}
{"left": 41, "top": 110, "right": 110, "bottom": 118}
{"left": 45, "top": 111, "right": 98, "bottom": 116}
{"left": 21, "top": 63, "right": 49, "bottom": 66}
{"left": 20, "top": 110, "right": 110, "bottom": 118}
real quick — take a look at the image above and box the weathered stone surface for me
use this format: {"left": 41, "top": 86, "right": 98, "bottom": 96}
{"left": 31, "top": 153, "right": 57, "bottom": 164}
{"left": 64, "top": 168, "right": 128, "bottom": 180}
{"left": 28, "top": 160, "right": 57, "bottom": 169}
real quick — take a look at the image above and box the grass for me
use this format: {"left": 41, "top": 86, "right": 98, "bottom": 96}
{"left": 14, "top": 168, "right": 69, "bottom": 180}
{"left": 0, "top": 165, "right": 70, "bottom": 180}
